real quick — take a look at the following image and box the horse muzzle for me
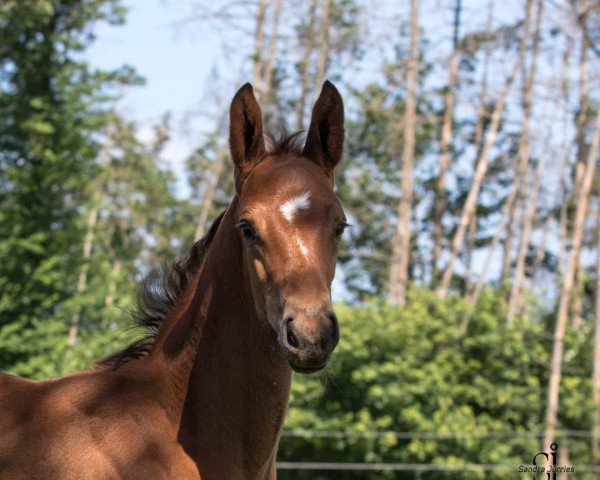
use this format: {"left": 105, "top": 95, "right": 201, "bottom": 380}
{"left": 278, "top": 306, "right": 339, "bottom": 374}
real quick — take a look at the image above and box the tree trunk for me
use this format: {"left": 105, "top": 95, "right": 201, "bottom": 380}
{"left": 432, "top": 0, "right": 461, "bottom": 286}
{"left": 194, "top": 148, "right": 226, "bottom": 241}
{"left": 388, "top": 0, "right": 419, "bottom": 306}
{"left": 437, "top": 0, "right": 533, "bottom": 299}
{"left": 500, "top": 203, "right": 517, "bottom": 285}
{"left": 472, "top": 0, "right": 495, "bottom": 158}
{"left": 543, "top": 110, "right": 600, "bottom": 450}
{"left": 592, "top": 207, "right": 600, "bottom": 465}
{"left": 556, "top": 30, "right": 573, "bottom": 279}
{"left": 68, "top": 130, "right": 113, "bottom": 345}
{"left": 294, "top": 0, "right": 318, "bottom": 130}
{"left": 572, "top": 261, "right": 585, "bottom": 327}
{"left": 68, "top": 202, "right": 98, "bottom": 345}
{"left": 505, "top": 0, "right": 543, "bottom": 324}
{"left": 570, "top": 0, "right": 589, "bottom": 326}
{"left": 506, "top": 143, "right": 545, "bottom": 324}
{"left": 314, "top": 0, "right": 330, "bottom": 91}
{"left": 533, "top": 215, "right": 550, "bottom": 280}
{"left": 574, "top": 0, "right": 589, "bottom": 195}
{"left": 262, "top": 0, "right": 284, "bottom": 100}
{"left": 461, "top": 195, "right": 511, "bottom": 334}
{"left": 251, "top": 0, "right": 267, "bottom": 100}
{"left": 464, "top": 213, "right": 477, "bottom": 295}
{"left": 558, "top": 199, "right": 568, "bottom": 276}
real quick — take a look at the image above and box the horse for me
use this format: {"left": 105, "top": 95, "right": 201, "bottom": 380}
{"left": 0, "top": 80, "right": 346, "bottom": 479}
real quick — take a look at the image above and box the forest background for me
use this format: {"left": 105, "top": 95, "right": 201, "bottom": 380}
{"left": 1, "top": 0, "right": 599, "bottom": 478}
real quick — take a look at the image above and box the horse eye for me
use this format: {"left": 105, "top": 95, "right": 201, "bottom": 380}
{"left": 238, "top": 221, "right": 258, "bottom": 242}
{"left": 335, "top": 223, "right": 348, "bottom": 240}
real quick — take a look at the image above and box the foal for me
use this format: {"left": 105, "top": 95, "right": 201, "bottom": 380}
{"left": 0, "top": 81, "right": 346, "bottom": 479}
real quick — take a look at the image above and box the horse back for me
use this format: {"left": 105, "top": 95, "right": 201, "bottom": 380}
{"left": 0, "top": 369, "right": 200, "bottom": 479}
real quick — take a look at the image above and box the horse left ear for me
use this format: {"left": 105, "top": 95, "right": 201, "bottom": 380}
{"left": 303, "top": 80, "right": 344, "bottom": 180}
{"left": 230, "top": 83, "right": 266, "bottom": 193}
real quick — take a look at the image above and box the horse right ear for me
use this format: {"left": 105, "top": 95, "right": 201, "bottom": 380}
{"left": 302, "top": 80, "right": 344, "bottom": 181}
{"left": 229, "top": 83, "right": 266, "bottom": 193}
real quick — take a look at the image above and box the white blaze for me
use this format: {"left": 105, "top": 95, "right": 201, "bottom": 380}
{"left": 280, "top": 191, "right": 311, "bottom": 222}
{"left": 297, "top": 237, "right": 309, "bottom": 257}
{"left": 280, "top": 192, "right": 311, "bottom": 257}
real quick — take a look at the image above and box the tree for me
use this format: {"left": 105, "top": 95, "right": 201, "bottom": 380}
{"left": 505, "top": 0, "right": 543, "bottom": 325}
{"left": 593, "top": 207, "right": 600, "bottom": 465}
{"left": 544, "top": 109, "right": 600, "bottom": 450}
{"left": 279, "top": 289, "right": 594, "bottom": 480}
{"left": 388, "top": 0, "right": 419, "bottom": 307}
{"left": 437, "top": 0, "right": 534, "bottom": 299}
{"left": 432, "top": 0, "right": 462, "bottom": 286}
{"left": 0, "top": 0, "right": 139, "bottom": 371}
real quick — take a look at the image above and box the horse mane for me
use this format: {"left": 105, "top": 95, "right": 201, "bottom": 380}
{"left": 99, "top": 211, "right": 225, "bottom": 370}
{"left": 99, "top": 131, "right": 304, "bottom": 370}
{"left": 264, "top": 130, "right": 305, "bottom": 157}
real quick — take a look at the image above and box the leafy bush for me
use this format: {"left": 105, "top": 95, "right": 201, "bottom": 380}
{"left": 279, "top": 288, "right": 593, "bottom": 479}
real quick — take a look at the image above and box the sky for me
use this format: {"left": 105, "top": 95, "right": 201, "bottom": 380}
{"left": 87, "top": 0, "right": 224, "bottom": 193}
{"left": 89, "top": 0, "right": 220, "bottom": 122}
{"left": 84, "top": 0, "right": 552, "bottom": 297}
{"left": 86, "top": 0, "right": 521, "bottom": 185}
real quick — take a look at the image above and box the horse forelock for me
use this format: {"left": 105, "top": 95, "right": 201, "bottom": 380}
{"left": 264, "top": 130, "right": 305, "bottom": 158}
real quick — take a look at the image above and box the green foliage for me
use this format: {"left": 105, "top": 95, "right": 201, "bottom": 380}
{"left": 338, "top": 74, "right": 436, "bottom": 299}
{"left": 279, "top": 289, "right": 593, "bottom": 479}
{"left": 0, "top": 1, "right": 172, "bottom": 375}
{"left": 1, "top": 315, "right": 138, "bottom": 379}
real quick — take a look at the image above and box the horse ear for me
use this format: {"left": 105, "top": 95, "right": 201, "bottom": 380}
{"left": 303, "top": 80, "right": 344, "bottom": 179}
{"left": 229, "top": 83, "right": 266, "bottom": 193}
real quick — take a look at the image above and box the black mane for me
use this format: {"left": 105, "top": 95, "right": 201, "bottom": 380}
{"left": 99, "top": 212, "right": 225, "bottom": 369}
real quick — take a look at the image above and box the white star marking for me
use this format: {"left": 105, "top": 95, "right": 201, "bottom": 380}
{"left": 280, "top": 192, "right": 311, "bottom": 222}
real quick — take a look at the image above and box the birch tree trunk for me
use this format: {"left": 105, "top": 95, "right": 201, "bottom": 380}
{"left": 556, "top": 31, "right": 573, "bottom": 278}
{"left": 314, "top": 0, "right": 330, "bottom": 91}
{"left": 574, "top": 0, "right": 589, "bottom": 195}
{"left": 543, "top": 110, "right": 600, "bottom": 450}
{"left": 437, "top": 0, "right": 533, "bottom": 299}
{"left": 262, "top": 0, "right": 283, "bottom": 100}
{"left": 558, "top": 199, "right": 568, "bottom": 276}
{"left": 500, "top": 200, "right": 518, "bottom": 285}
{"left": 432, "top": 0, "right": 461, "bottom": 286}
{"left": 472, "top": 0, "right": 494, "bottom": 157}
{"left": 68, "top": 130, "right": 113, "bottom": 345}
{"left": 570, "top": 0, "right": 589, "bottom": 325}
{"left": 460, "top": 0, "right": 493, "bottom": 296}
{"left": 295, "top": 0, "right": 318, "bottom": 130}
{"left": 505, "top": 0, "right": 543, "bottom": 324}
{"left": 506, "top": 143, "right": 546, "bottom": 324}
{"left": 533, "top": 215, "right": 550, "bottom": 279}
{"left": 68, "top": 201, "right": 98, "bottom": 345}
{"left": 461, "top": 193, "right": 511, "bottom": 334}
{"left": 388, "top": 0, "right": 419, "bottom": 306}
{"left": 464, "top": 214, "right": 476, "bottom": 294}
{"left": 592, "top": 207, "right": 600, "bottom": 466}
{"left": 251, "top": 0, "right": 267, "bottom": 100}
{"left": 194, "top": 147, "right": 226, "bottom": 241}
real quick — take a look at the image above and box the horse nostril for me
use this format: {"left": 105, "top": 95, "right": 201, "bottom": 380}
{"left": 326, "top": 311, "right": 340, "bottom": 348}
{"left": 285, "top": 317, "right": 299, "bottom": 349}
{"left": 287, "top": 327, "right": 299, "bottom": 348}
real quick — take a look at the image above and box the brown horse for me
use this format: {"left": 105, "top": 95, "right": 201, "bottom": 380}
{"left": 0, "top": 81, "right": 346, "bottom": 479}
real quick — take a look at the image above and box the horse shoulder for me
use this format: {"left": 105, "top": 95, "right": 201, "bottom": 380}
{"left": 0, "top": 368, "right": 198, "bottom": 479}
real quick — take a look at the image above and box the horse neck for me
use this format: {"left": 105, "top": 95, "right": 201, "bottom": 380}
{"left": 150, "top": 198, "right": 292, "bottom": 471}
